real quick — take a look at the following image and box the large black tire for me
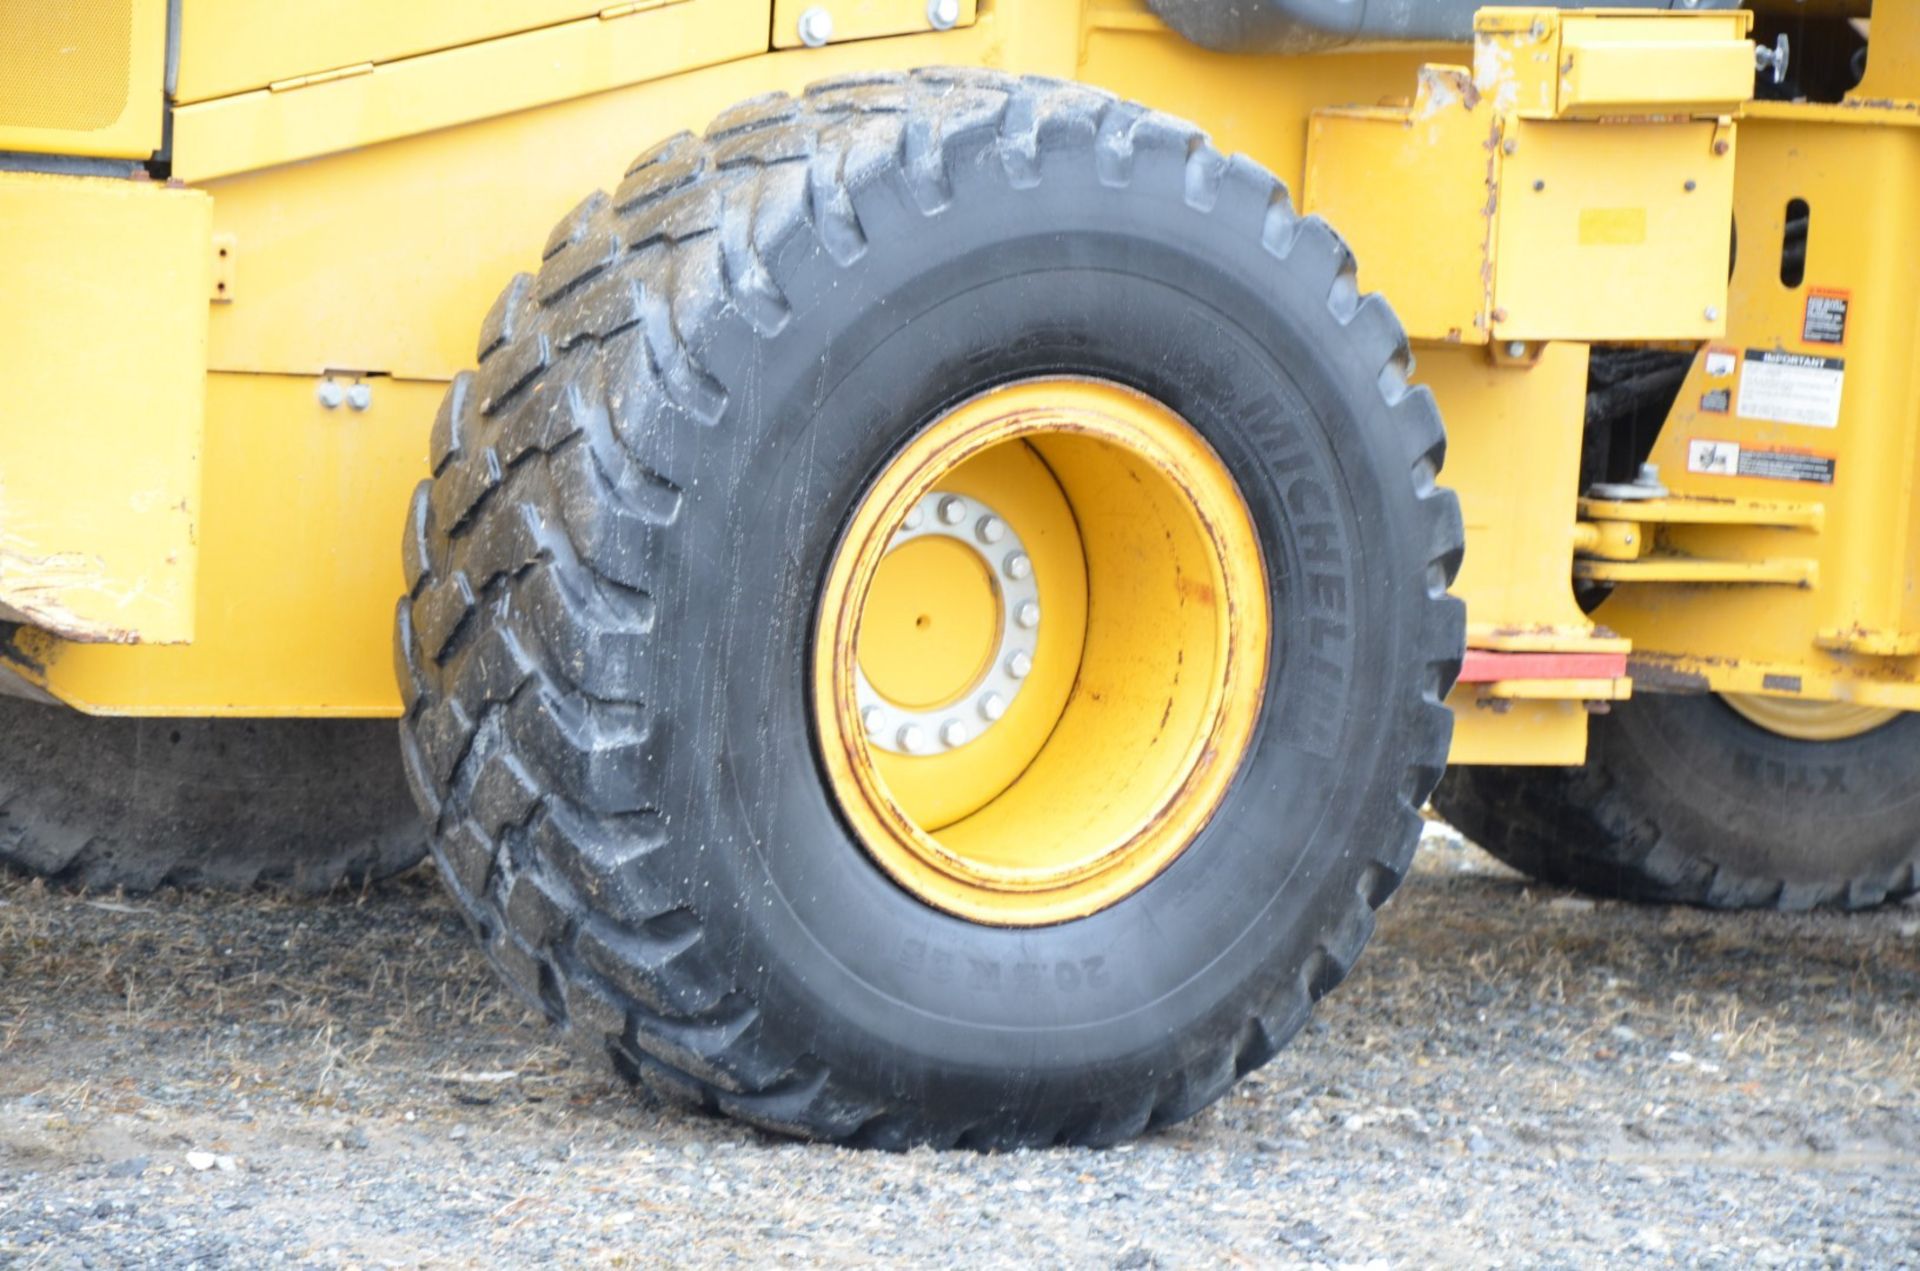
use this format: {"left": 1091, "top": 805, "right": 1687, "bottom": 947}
{"left": 1435, "top": 694, "right": 1920, "bottom": 910}
{"left": 397, "top": 70, "right": 1463, "bottom": 1147}
{"left": 0, "top": 695, "right": 426, "bottom": 893}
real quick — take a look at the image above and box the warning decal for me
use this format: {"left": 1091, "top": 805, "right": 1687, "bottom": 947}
{"left": 1802, "top": 290, "right": 1849, "bottom": 346}
{"left": 1688, "top": 439, "right": 1835, "bottom": 485}
{"left": 1735, "top": 350, "right": 1845, "bottom": 429}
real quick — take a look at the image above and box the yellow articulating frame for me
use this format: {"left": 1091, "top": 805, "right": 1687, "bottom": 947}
{"left": 0, "top": 0, "right": 1915, "bottom": 764}
{"left": 1587, "top": 94, "right": 1920, "bottom": 713}
{"left": 1300, "top": 6, "right": 1753, "bottom": 762}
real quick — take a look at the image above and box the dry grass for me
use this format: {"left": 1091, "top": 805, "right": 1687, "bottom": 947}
{"left": 3, "top": 835, "right": 1918, "bottom": 1266}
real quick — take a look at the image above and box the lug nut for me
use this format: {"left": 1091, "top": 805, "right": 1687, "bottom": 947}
{"left": 938, "top": 495, "right": 967, "bottom": 526}
{"left": 862, "top": 706, "right": 886, "bottom": 737}
{"left": 939, "top": 719, "right": 968, "bottom": 748}
{"left": 1003, "top": 552, "right": 1032, "bottom": 581}
{"left": 1007, "top": 650, "right": 1033, "bottom": 679}
{"left": 979, "top": 692, "right": 1007, "bottom": 721}
{"left": 976, "top": 516, "right": 1005, "bottom": 545}
{"left": 1016, "top": 600, "right": 1040, "bottom": 629}
{"left": 898, "top": 723, "right": 928, "bottom": 754}
{"left": 902, "top": 505, "right": 924, "bottom": 532}
{"left": 797, "top": 6, "right": 833, "bottom": 46}
{"left": 927, "top": 0, "right": 960, "bottom": 30}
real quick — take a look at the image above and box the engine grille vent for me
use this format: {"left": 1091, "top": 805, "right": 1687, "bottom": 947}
{"left": 0, "top": 3, "right": 134, "bottom": 134}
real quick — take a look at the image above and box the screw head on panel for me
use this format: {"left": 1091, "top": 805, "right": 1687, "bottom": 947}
{"left": 797, "top": 6, "right": 833, "bottom": 47}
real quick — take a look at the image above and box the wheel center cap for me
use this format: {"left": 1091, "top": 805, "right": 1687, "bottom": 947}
{"left": 854, "top": 492, "right": 1039, "bottom": 756}
{"left": 858, "top": 537, "right": 998, "bottom": 709}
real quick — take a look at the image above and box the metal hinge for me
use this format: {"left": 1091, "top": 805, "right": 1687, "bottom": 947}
{"left": 269, "top": 62, "right": 375, "bottom": 93}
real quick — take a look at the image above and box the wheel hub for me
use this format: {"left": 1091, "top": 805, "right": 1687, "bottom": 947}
{"left": 855, "top": 492, "right": 1041, "bottom": 755}
{"left": 813, "top": 378, "right": 1268, "bottom": 926}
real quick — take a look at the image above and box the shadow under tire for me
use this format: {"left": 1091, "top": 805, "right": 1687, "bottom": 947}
{"left": 397, "top": 70, "right": 1464, "bottom": 1147}
{"left": 1434, "top": 694, "right": 1920, "bottom": 911}
{"left": 0, "top": 695, "right": 427, "bottom": 893}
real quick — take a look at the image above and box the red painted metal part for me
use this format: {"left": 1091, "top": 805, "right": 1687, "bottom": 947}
{"left": 1458, "top": 650, "right": 1630, "bottom": 683}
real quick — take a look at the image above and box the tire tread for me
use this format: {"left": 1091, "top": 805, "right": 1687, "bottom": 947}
{"left": 399, "top": 68, "right": 1465, "bottom": 1146}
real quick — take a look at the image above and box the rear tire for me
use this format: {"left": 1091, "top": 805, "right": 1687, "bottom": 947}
{"left": 1434, "top": 694, "right": 1920, "bottom": 910}
{"left": 0, "top": 696, "right": 426, "bottom": 893}
{"left": 397, "top": 70, "right": 1463, "bottom": 1147}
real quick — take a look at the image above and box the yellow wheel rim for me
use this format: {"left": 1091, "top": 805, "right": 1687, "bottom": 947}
{"left": 1721, "top": 693, "right": 1900, "bottom": 742}
{"left": 813, "top": 378, "right": 1268, "bottom": 926}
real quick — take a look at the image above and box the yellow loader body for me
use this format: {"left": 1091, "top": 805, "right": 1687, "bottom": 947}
{"left": 2, "top": 1, "right": 1915, "bottom": 767}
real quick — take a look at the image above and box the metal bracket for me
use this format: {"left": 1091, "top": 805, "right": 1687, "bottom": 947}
{"left": 1575, "top": 493, "right": 1822, "bottom": 587}
{"left": 210, "top": 232, "right": 236, "bottom": 304}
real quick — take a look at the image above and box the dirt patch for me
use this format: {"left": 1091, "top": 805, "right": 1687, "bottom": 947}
{"left": 3, "top": 827, "right": 1917, "bottom": 1266}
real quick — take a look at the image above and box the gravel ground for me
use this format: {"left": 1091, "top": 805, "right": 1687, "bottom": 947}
{"left": 2, "top": 824, "right": 1917, "bottom": 1268}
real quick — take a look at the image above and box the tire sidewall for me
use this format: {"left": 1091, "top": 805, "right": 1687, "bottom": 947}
{"left": 1600, "top": 695, "right": 1920, "bottom": 884}
{"left": 632, "top": 140, "right": 1436, "bottom": 1093}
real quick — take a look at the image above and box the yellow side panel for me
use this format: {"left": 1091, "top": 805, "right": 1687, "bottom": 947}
{"left": 1555, "top": 14, "right": 1753, "bottom": 118}
{"left": 0, "top": 0, "right": 166, "bottom": 159}
{"left": 31, "top": 375, "right": 435, "bottom": 716}
{"left": 199, "top": 12, "right": 1079, "bottom": 382}
{"left": 1304, "top": 68, "right": 1493, "bottom": 344}
{"left": 0, "top": 174, "right": 208, "bottom": 645}
{"left": 1300, "top": 9, "right": 1745, "bottom": 347}
{"left": 1473, "top": 9, "right": 1752, "bottom": 121}
{"left": 1559, "top": 40, "right": 1754, "bottom": 118}
{"left": 1446, "top": 696, "right": 1589, "bottom": 766}
{"left": 771, "top": 0, "right": 976, "bottom": 49}
{"left": 1492, "top": 118, "right": 1734, "bottom": 344}
{"left": 1423, "top": 342, "right": 1594, "bottom": 645}
{"left": 175, "top": 0, "right": 624, "bottom": 103}
{"left": 170, "top": 0, "right": 771, "bottom": 185}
